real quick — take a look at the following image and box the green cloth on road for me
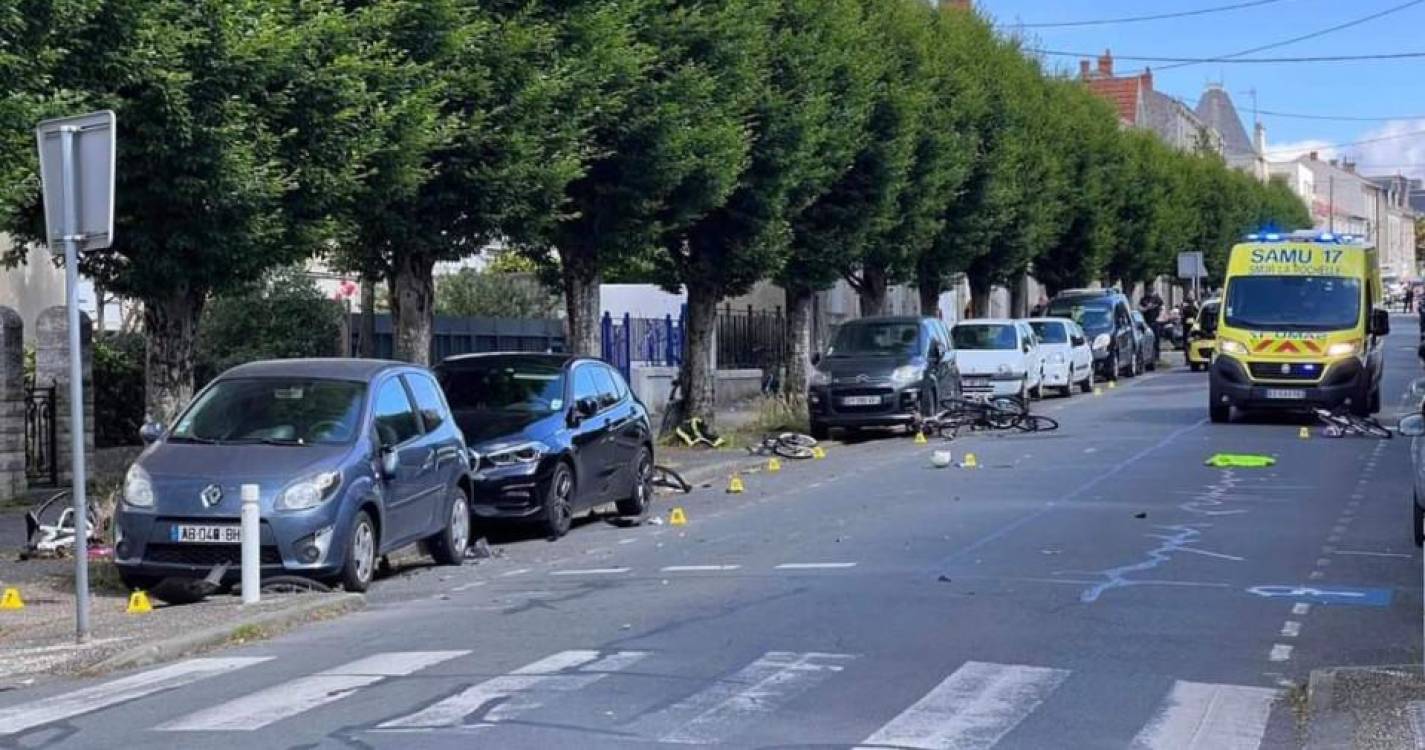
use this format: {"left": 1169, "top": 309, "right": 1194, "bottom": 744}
{"left": 1204, "top": 453, "right": 1276, "bottom": 468}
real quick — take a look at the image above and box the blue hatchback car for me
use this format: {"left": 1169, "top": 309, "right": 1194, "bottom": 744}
{"left": 114, "top": 359, "right": 473, "bottom": 595}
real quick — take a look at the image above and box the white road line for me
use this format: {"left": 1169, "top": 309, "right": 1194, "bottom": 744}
{"left": 156, "top": 651, "right": 467, "bottom": 731}
{"left": 376, "top": 650, "right": 647, "bottom": 729}
{"left": 1334, "top": 550, "right": 1413, "bottom": 559}
{"left": 1130, "top": 681, "right": 1279, "bottom": 750}
{"left": 0, "top": 657, "right": 270, "bottom": 735}
{"left": 619, "top": 538, "right": 638, "bottom": 545}
{"left": 660, "top": 565, "right": 742, "bottom": 572}
{"left": 1315, "top": 558, "right": 1331, "bottom": 567}
{"left": 451, "top": 581, "right": 486, "bottom": 592}
{"left": 1270, "top": 644, "right": 1294, "bottom": 662}
{"left": 1309, "top": 570, "right": 1325, "bottom": 579}
{"left": 631, "top": 651, "right": 855, "bottom": 744}
{"left": 1280, "top": 621, "right": 1302, "bottom": 638}
{"left": 500, "top": 568, "right": 532, "bottom": 577}
{"left": 549, "top": 567, "right": 630, "bottom": 576}
{"left": 774, "top": 562, "right": 858, "bottom": 570}
{"left": 854, "top": 661, "right": 1069, "bottom": 750}
{"left": 1292, "top": 603, "right": 1311, "bottom": 616}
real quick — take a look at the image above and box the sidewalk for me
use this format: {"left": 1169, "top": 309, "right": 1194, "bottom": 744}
{"left": 1307, "top": 665, "right": 1425, "bottom": 749}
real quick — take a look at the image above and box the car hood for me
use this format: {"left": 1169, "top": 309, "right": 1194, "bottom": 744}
{"left": 955, "top": 351, "right": 1024, "bottom": 374}
{"left": 452, "top": 409, "right": 559, "bottom": 448}
{"left": 135, "top": 443, "right": 352, "bottom": 516}
{"left": 818, "top": 355, "right": 909, "bottom": 378}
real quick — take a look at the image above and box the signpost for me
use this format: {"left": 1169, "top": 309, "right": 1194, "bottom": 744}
{"left": 35, "top": 110, "right": 116, "bottom": 643}
{"left": 1177, "top": 251, "right": 1207, "bottom": 300}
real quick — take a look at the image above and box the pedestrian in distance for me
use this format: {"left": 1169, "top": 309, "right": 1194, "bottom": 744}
{"left": 1406, "top": 285, "right": 1415, "bottom": 316}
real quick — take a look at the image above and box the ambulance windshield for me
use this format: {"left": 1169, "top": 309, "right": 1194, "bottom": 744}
{"left": 1223, "top": 276, "right": 1361, "bottom": 332}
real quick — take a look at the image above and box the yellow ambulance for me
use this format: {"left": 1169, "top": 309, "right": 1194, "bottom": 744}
{"left": 1209, "top": 231, "right": 1389, "bottom": 423}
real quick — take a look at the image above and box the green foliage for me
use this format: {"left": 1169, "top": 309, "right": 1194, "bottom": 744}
{"left": 435, "top": 269, "right": 562, "bottom": 319}
{"left": 93, "top": 332, "right": 145, "bottom": 447}
{"left": 195, "top": 269, "right": 343, "bottom": 386}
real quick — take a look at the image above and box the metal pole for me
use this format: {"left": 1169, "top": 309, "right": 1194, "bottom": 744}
{"left": 1329, "top": 176, "right": 1336, "bottom": 234}
{"left": 60, "top": 125, "right": 89, "bottom": 643}
{"left": 241, "top": 484, "right": 260, "bottom": 604}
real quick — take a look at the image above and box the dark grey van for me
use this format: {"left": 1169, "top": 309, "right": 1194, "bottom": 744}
{"left": 1046, "top": 289, "right": 1141, "bottom": 380}
{"left": 807, "top": 316, "right": 961, "bottom": 439}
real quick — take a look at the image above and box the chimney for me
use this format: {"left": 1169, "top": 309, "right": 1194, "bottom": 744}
{"left": 942, "top": 0, "right": 971, "bottom": 9}
{"left": 1079, "top": 60, "right": 1091, "bottom": 79}
{"left": 1329, "top": 158, "right": 1338, "bottom": 167}
{"left": 1253, "top": 122, "right": 1266, "bottom": 156}
{"left": 1139, "top": 67, "right": 1153, "bottom": 91}
{"left": 1098, "top": 50, "right": 1113, "bottom": 77}
{"left": 1344, "top": 160, "right": 1356, "bottom": 173}
{"left": 1309, "top": 151, "right": 1318, "bottom": 161}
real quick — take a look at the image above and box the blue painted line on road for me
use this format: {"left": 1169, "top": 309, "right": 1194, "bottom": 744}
{"left": 937, "top": 418, "right": 1208, "bottom": 570}
{"left": 1246, "top": 584, "right": 1393, "bottom": 607}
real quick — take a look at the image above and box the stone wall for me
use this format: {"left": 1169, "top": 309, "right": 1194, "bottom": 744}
{"left": 36, "top": 306, "right": 93, "bottom": 484}
{"left": 0, "top": 306, "right": 23, "bottom": 502}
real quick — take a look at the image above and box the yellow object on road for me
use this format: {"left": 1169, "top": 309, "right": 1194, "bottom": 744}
{"left": 812, "top": 446, "right": 826, "bottom": 460}
{"left": 1299, "top": 426, "right": 1310, "bottom": 439}
{"left": 669, "top": 507, "right": 688, "bottom": 526}
{"left": 0, "top": 587, "right": 24, "bottom": 610}
{"left": 126, "top": 590, "right": 153, "bottom": 614}
{"left": 1093, "top": 387, "right": 1103, "bottom": 396}
{"left": 1108, "top": 381, "right": 1117, "bottom": 390}
{"left": 1204, "top": 453, "right": 1276, "bottom": 468}
{"left": 727, "top": 474, "right": 745, "bottom": 494}
{"left": 914, "top": 432, "right": 928, "bottom": 445}
{"left": 962, "top": 453, "right": 979, "bottom": 469}
{"left": 767, "top": 457, "right": 781, "bottom": 472}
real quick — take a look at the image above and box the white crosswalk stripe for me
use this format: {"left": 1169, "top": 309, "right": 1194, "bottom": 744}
{"left": 629, "top": 651, "right": 855, "bottom": 744}
{"left": 0, "top": 657, "right": 270, "bottom": 736}
{"left": 854, "top": 661, "right": 1070, "bottom": 750}
{"left": 155, "top": 651, "right": 469, "bottom": 732}
{"left": 375, "top": 649, "right": 649, "bottom": 730}
{"left": 1131, "top": 680, "right": 1279, "bottom": 750}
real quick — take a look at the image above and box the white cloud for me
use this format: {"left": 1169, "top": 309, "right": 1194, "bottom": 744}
{"left": 1266, "top": 119, "right": 1425, "bottom": 179}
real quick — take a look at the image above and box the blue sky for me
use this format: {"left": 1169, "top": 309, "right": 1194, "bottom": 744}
{"left": 979, "top": 0, "right": 1425, "bottom": 178}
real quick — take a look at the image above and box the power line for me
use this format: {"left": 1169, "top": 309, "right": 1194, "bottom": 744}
{"left": 1157, "top": 0, "right": 1425, "bottom": 70}
{"left": 1262, "top": 127, "right": 1425, "bottom": 155}
{"left": 1256, "top": 109, "right": 1425, "bottom": 122}
{"left": 1008, "top": 0, "right": 1293, "bottom": 29}
{"left": 1032, "top": 49, "right": 1425, "bottom": 63}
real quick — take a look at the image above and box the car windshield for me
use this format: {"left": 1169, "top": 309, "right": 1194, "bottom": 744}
{"left": 1224, "top": 276, "right": 1361, "bottom": 332}
{"left": 1198, "top": 303, "right": 1220, "bottom": 333}
{"left": 828, "top": 322, "right": 921, "bottom": 356}
{"left": 1047, "top": 299, "right": 1113, "bottom": 333}
{"left": 1029, "top": 321, "right": 1068, "bottom": 344}
{"left": 170, "top": 378, "right": 364, "bottom": 445}
{"left": 952, "top": 324, "right": 1018, "bottom": 350}
{"left": 437, "top": 361, "right": 566, "bottom": 414}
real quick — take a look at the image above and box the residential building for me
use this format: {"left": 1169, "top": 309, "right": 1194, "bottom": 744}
{"left": 1079, "top": 51, "right": 1222, "bottom": 156}
{"left": 1195, "top": 84, "right": 1269, "bottom": 181}
{"left": 1268, "top": 154, "right": 1417, "bottom": 279}
{"left": 0, "top": 234, "right": 127, "bottom": 343}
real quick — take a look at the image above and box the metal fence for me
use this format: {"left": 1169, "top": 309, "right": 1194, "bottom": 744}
{"left": 351, "top": 314, "right": 566, "bottom": 362}
{"left": 602, "top": 312, "right": 684, "bottom": 381}
{"left": 716, "top": 305, "right": 785, "bottom": 374}
{"left": 24, "top": 382, "right": 58, "bottom": 487}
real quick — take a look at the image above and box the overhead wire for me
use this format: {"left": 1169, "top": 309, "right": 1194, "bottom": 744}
{"left": 1029, "top": 49, "right": 1425, "bottom": 64}
{"left": 1007, "top": 0, "right": 1293, "bottom": 29}
{"left": 1156, "top": 0, "right": 1425, "bottom": 69}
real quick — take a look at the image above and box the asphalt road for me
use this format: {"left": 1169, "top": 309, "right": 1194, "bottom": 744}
{"left": 3, "top": 323, "right": 1422, "bottom": 750}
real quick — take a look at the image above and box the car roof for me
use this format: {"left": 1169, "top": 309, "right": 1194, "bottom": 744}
{"left": 437, "top": 352, "right": 578, "bottom": 369}
{"left": 954, "top": 318, "right": 1019, "bottom": 326}
{"left": 219, "top": 358, "right": 411, "bottom": 381}
{"left": 1054, "top": 289, "right": 1124, "bottom": 300}
{"left": 1026, "top": 317, "right": 1075, "bottom": 325}
{"left": 841, "top": 315, "right": 931, "bottom": 325}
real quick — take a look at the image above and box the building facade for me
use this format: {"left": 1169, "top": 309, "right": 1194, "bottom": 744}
{"left": 1268, "top": 154, "right": 1417, "bottom": 279}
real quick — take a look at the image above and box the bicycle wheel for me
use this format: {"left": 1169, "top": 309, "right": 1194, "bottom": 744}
{"left": 984, "top": 400, "right": 1023, "bottom": 430}
{"left": 776, "top": 432, "right": 818, "bottom": 448}
{"left": 773, "top": 442, "right": 815, "bottom": 460}
{"left": 1347, "top": 416, "right": 1393, "bottom": 439}
{"left": 1015, "top": 414, "right": 1060, "bottom": 433}
{"left": 651, "top": 466, "right": 692, "bottom": 493}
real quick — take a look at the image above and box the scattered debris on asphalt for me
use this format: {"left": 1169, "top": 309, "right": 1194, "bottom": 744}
{"left": 1133, "top": 512, "right": 1148, "bottom": 519}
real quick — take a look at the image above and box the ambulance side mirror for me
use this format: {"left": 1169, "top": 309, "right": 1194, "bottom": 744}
{"left": 1371, "top": 308, "right": 1390, "bottom": 336}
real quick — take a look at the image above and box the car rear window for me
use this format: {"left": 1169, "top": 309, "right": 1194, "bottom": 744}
{"left": 952, "top": 324, "right": 1017, "bottom": 350}
{"left": 1029, "top": 321, "right": 1067, "bottom": 344}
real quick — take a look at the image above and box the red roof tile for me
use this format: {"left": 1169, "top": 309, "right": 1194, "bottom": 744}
{"left": 1083, "top": 78, "right": 1141, "bottom": 125}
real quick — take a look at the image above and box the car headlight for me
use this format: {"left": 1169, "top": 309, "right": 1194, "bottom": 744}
{"left": 275, "top": 471, "right": 342, "bottom": 511}
{"left": 1326, "top": 340, "right": 1361, "bottom": 358}
{"left": 1092, "top": 334, "right": 1110, "bottom": 350}
{"left": 1219, "top": 339, "right": 1248, "bottom": 356}
{"left": 486, "top": 442, "right": 549, "bottom": 467}
{"left": 890, "top": 365, "right": 922, "bottom": 384}
{"left": 1051, "top": 353, "right": 1066, "bottom": 364}
{"left": 809, "top": 369, "right": 831, "bottom": 387}
{"left": 123, "top": 464, "right": 154, "bottom": 508}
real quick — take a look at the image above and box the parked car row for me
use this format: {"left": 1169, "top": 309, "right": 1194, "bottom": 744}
{"left": 114, "top": 353, "right": 654, "bottom": 600}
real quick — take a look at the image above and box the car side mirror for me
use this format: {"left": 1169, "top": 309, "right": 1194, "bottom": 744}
{"left": 577, "top": 397, "right": 600, "bottom": 417}
{"left": 1372, "top": 308, "right": 1391, "bottom": 336}
{"left": 380, "top": 448, "right": 399, "bottom": 478}
{"left": 1401, "top": 414, "right": 1425, "bottom": 437}
{"left": 139, "top": 422, "right": 165, "bottom": 445}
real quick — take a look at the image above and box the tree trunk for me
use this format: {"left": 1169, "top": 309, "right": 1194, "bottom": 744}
{"left": 389, "top": 252, "right": 436, "bottom": 365}
{"left": 858, "top": 265, "right": 888, "bottom": 317}
{"left": 143, "top": 286, "right": 205, "bottom": 425}
{"left": 783, "top": 285, "right": 813, "bottom": 399}
{"left": 94, "top": 286, "right": 106, "bottom": 340}
{"left": 680, "top": 281, "right": 719, "bottom": 427}
{"left": 561, "top": 250, "right": 602, "bottom": 357}
{"left": 1009, "top": 274, "right": 1027, "bottom": 318}
{"left": 917, "top": 257, "right": 942, "bottom": 317}
{"left": 969, "top": 272, "right": 992, "bottom": 317}
{"left": 358, "top": 275, "right": 377, "bottom": 358}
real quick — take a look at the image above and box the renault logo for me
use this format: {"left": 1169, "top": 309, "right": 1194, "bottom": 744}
{"left": 200, "top": 484, "right": 223, "bottom": 508}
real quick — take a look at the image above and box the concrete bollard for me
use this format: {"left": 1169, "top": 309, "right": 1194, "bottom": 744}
{"left": 241, "top": 484, "right": 260, "bottom": 605}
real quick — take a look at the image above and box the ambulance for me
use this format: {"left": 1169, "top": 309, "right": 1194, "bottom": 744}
{"left": 1209, "top": 231, "right": 1389, "bottom": 423}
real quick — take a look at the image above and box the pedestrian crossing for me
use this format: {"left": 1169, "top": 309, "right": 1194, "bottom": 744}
{"left": 0, "top": 649, "right": 1283, "bottom": 748}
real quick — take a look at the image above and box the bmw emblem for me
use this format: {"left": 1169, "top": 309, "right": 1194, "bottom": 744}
{"left": 1280, "top": 363, "right": 1291, "bottom": 375}
{"left": 855, "top": 374, "right": 871, "bottom": 383}
{"left": 200, "top": 484, "right": 223, "bottom": 508}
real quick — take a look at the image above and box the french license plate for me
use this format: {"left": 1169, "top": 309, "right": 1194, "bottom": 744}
{"left": 170, "top": 525, "right": 242, "bottom": 543}
{"left": 1264, "top": 388, "right": 1306, "bottom": 400}
{"left": 964, "top": 378, "right": 990, "bottom": 388}
{"left": 840, "top": 395, "right": 882, "bottom": 406}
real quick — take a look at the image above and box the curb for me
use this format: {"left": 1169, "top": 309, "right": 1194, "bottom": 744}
{"left": 84, "top": 592, "right": 366, "bottom": 676}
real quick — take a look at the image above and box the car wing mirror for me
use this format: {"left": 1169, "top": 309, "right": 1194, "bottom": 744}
{"left": 139, "top": 422, "right": 165, "bottom": 444}
{"left": 1400, "top": 414, "right": 1425, "bottom": 437}
{"left": 1371, "top": 308, "right": 1391, "bottom": 336}
{"left": 380, "top": 448, "right": 399, "bottom": 478}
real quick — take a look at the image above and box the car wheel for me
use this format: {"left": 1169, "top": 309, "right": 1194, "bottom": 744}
{"left": 117, "top": 569, "right": 160, "bottom": 593}
{"left": 616, "top": 447, "right": 653, "bottom": 518}
{"left": 341, "top": 511, "right": 377, "bottom": 592}
{"left": 1029, "top": 378, "right": 1043, "bottom": 400}
{"left": 1369, "top": 386, "right": 1382, "bottom": 414}
{"left": 810, "top": 422, "right": 829, "bottom": 441}
{"left": 1105, "top": 352, "right": 1120, "bottom": 381}
{"left": 1146, "top": 345, "right": 1158, "bottom": 371}
{"left": 542, "top": 462, "right": 575, "bottom": 539}
{"left": 1414, "top": 496, "right": 1423, "bottom": 547}
{"left": 1209, "top": 388, "right": 1230, "bottom": 423}
{"left": 1079, "top": 368, "right": 1094, "bottom": 394}
{"left": 1126, "top": 348, "right": 1140, "bottom": 378}
{"left": 427, "top": 486, "right": 470, "bottom": 566}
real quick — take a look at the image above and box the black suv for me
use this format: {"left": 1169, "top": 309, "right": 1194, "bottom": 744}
{"left": 1046, "top": 289, "right": 1141, "bottom": 380}
{"left": 807, "top": 316, "right": 961, "bottom": 439}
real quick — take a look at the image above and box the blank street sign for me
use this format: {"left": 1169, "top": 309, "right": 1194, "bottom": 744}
{"left": 35, "top": 110, "right": 116, "bottom": 253}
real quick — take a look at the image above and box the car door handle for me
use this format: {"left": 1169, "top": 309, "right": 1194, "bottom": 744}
{"left": 420, "top": 448, "right": 436, "bottom": 471}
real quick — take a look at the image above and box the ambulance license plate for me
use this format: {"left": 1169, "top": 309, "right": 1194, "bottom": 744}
{"left": 1264, "top": 388, "right": 1306, "bottom": 400}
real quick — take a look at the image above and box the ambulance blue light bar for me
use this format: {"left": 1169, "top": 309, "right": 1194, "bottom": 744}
{"left": 1243, "top": 230, "right": 1362, "bottom": 244}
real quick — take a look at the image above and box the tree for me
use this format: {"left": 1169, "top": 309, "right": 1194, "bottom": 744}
{"left": 2, "top": 0, "right": 376, "bottom": 422}
{"left": 194, "top": 268, "right": 343, "bottom": 385}
{"left": 434, "top": 268, "right": 562, "bottom": 319}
